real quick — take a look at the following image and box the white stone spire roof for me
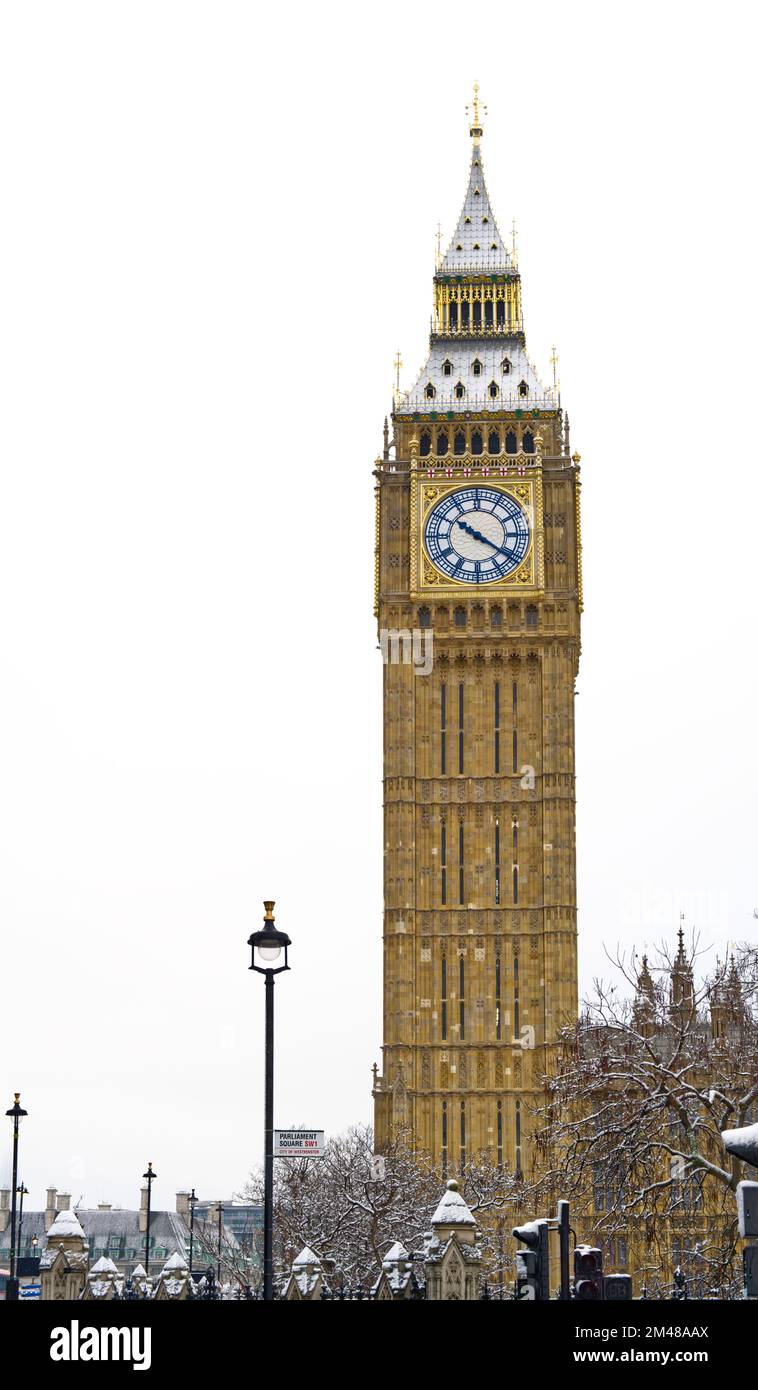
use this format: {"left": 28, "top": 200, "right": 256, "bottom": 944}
{"left": 398, "top": 339, "right": 553, "bottom": 415}
{"left": 431, "top": 1179, "right": 476, "bottom": 1227}
{"left": 47, "top": 1206, "right": 86, "bottom": 1239}
{"left": 439, "top": 141, "right": 514, "bottom": 277}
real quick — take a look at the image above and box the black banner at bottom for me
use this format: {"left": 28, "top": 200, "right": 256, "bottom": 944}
{"left": 1, "top": 1297, "right": 750, "bottom": 1376}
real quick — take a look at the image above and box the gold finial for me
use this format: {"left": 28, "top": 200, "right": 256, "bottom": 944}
{"left": 393, "top": 350, "right": 403, "bottom": 404}
{"left": 435, "top": 222, "right": 442, "bottom": 268}
{"left": 511, "top": 218, "right": 518, "bottom": 265}
{"left": 263, "top": 900, "right": 275, "bottom": 921}
{"left": 550, "top": 345, "right": 559, "bottom": 389}
{"left": 466, "top": 81, "right": 486, "bottom": 141}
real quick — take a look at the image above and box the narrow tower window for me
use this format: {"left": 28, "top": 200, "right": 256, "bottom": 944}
{"left": 490, "top": 605, "right": 502, "bottom": 628}
{"left": 441, "top": 953, "right": 447, "bottom": 1037}
{"left": 514, "top": 955, "right": 520, "bottom": 1038}
{"left": 458, "top": 681, "right": 465, "bottom": 772}
{"left": 484, "top": 299, "right": 493, "bottom": 328}
{"left": 442, "top": 359, "right": 453, "bottom": 376}
{"left": 454, "top": 430, "right": 466, "bottom": 456}
{"left": 523, "top": 429, "right": 535, "bottom": 454}
{"left": 502, "top": 357, "right": 512, "bottom": 375}
{"left": 454, "top": 382, "right": 466, "bottom": 399}
{"left": 494, "top": 680, "right": 500, "bottom": 774}
{"left": 437, "top": 431, "right": 449, "bottom": 457}
{"left": 420, "top": 431, "right": 432, "bottom": 457}
{"left": 495, "top": 816, "right": 501, "bottom": 904}
{"left": 472, "top": 300, "right": 482, "bottom": 329}
{"left": 488, "top": 429, "right": 500, "bottom": 454}
{"left": 459, "top": 955, "right": 465, "bottom": 1039}
{"left": 497, "top": 1099, "right": 504, "bottom": 1170}
{"left": 518, "top": 380, "right": 529, "bottom": 398}
{"left": 458, "top": 820, "right": 465, "bottom": 905}
{"left": 418, "top": 605, "right": 431, "bottom": 629}
{"left": 488, "top": 381, "right": 499, "bottom": 398}
{"left": 460, "top": 1101, "right": 466, "bottom": 1171}
{"left": 454, "top": 606, "right": 466, "bottom": 628}
{"left": 471, "top": 430, "right": 483, "bottom": 455}
{"left": 495, "top": 955, "right": 502, "bottom": 1039}
{"left": 512, "top": 680, "right": 518, "bottom": 773}
{"left": 440, "top": 681, "right": 447, "bottom": 775}
{"left": 441, "top": 825, "right": 447, "bottom": 906}
{"left": 515, "top": 1099, "right": 522, "bottom": 1180}
{"left": 506, "top": 429, "right": 518, "bottom": 454}
{"left": 472, "top": 358, "right": 483, "bottom": 376}
{"left": 442, "top": 1101, "right": 448, "bottom": 1176}
{"left": 425, "top": 383, "right": 436, "bottom": 399}
{"left": 449, "top": 302, "right": 458, "bottom": 330}
{"left": 526, "top": 604, "right": 538, "bottom": 628}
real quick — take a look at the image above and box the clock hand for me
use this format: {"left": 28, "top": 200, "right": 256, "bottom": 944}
{"left": 457, "top": 518, "right": 500, "bottom": 550}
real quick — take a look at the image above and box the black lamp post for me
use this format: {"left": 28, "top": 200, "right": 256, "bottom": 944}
{"left": 248, "top": 900, "right": 290, "bottom": 1302}
{"left": 16, "top": 1183, "right": 28, "bottom": 1267}
{"left": 142, "top": 1163, "right": 156, "bottom": 1277}
{"left": 188, "top": 1187, "right": 197, "bottom": 1276}
{"left": 216, "top": 1201, "right": 224, "bottom": 1283}
{"left": 4, "top": 1093, "right": 28, "bottom": 1302}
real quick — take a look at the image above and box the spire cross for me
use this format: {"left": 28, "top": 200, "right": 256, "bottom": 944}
{"left": 393, "top": 350, "right": 403, "bottom": 400}
{"left": 435, "top": 222, "right": 442, "bottom": 267}
{"left": 511, "top": 218, "right": 518, "bottom": 264}
{"left": 550, "top": 344, "right": 559, "bottom": 388}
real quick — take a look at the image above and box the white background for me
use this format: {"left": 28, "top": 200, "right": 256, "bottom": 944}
{"left": 1, "top": 1, "right": 756, "bottom": 1209}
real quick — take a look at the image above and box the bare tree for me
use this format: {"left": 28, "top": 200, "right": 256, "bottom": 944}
{"left": 532, "top": 936, "right": 758, "bottom": 1290}
{"left": 239, "top": 1123, "right": 522, "bottom": 1290}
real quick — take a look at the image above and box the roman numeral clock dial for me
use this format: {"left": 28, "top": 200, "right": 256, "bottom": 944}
{"left": 423, "top": 486, "right": 530, "bottom": 583}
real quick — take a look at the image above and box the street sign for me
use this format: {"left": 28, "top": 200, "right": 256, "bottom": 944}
{"left": 273, "top": 1129, "right": 325, "bottom": 1158}
{"left": 20, "top": 1284, "right": 41, "bottom": 1299}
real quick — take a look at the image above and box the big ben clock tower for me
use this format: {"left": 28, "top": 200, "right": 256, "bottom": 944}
{"left": 372, "top": 89, "right": 582, "bottom": 1176}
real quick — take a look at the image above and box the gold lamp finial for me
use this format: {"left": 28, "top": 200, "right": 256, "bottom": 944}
{"left": 263, "top": 900, "right": 275, "bottom": 921}
{"left": 467, "top": 81, "right": 486, "bottom": 142}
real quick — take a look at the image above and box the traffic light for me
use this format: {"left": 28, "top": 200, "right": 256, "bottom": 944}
{"left": 737, "top": 1181, "right": 758, "bottom": 1238}
{"left": 744, "top": 1246, "right": 758, "bottom": 1299}
{"left": 574, "top": 1244, "right": 603, "bottom": 1300}
{"left": 513, "top": 1219, "right": 550, "bottom": 1300}
{"left": 603, "top": 1273, "right": 633, "bottom": 1300}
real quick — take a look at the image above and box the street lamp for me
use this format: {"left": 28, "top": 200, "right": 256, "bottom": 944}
{"left": 248, "top": 899, "right": 290, "bottom": 1302}
{"left": 4, "top": 1094, "right": 28, "bottom": 1302}
{"left": 188, "top": 1188, "right": 198, "bottom": 1276}
{"left": 142, "top": 1163, "right": 157, "bottom": 1277}
{"left": 17, "top": 1183, "right": 28, "bottom": 1267}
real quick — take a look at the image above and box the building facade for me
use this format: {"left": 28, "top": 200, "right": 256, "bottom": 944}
{"left": 373, "top": 92, "right": 582, "bottom": 1174}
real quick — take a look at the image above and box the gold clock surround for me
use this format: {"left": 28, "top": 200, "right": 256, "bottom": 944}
{"left": 410, "top": 458, "right": 545, "bottom": 598}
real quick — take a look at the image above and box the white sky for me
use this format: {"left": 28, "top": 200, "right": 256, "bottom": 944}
{"left": 1, "top": 1, "right": 757, "bottom": 1209}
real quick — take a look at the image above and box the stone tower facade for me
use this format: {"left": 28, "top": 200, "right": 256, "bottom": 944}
{"left": 373, "top": 93, "right": 582, "bottom": 1174}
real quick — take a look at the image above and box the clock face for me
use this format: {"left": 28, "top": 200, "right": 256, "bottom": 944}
{"left": 423, "top": 486, "right": 530, "bottom": 584}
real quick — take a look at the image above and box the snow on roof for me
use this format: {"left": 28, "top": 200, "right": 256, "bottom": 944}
{"left": 431, "top": 1179, "right": 476, "bottom": 1227}
{"left": 162, "top": 1250, "right": 188, "bottom": 1271}
{"left": 383, "top": 1242, "right": 410, "bottom": 1264}
{"left": 90, "top": 1255, "right": 118, "bottom": 1274}
{"left": 47, "top": 1207, "right": 86, "bottom": 1239}
{"left": 293, "top": 1245, "right": 320, "bottom": 1267}
{"left": 131, "top": 1263, "right": 147, "bottom": 1277}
